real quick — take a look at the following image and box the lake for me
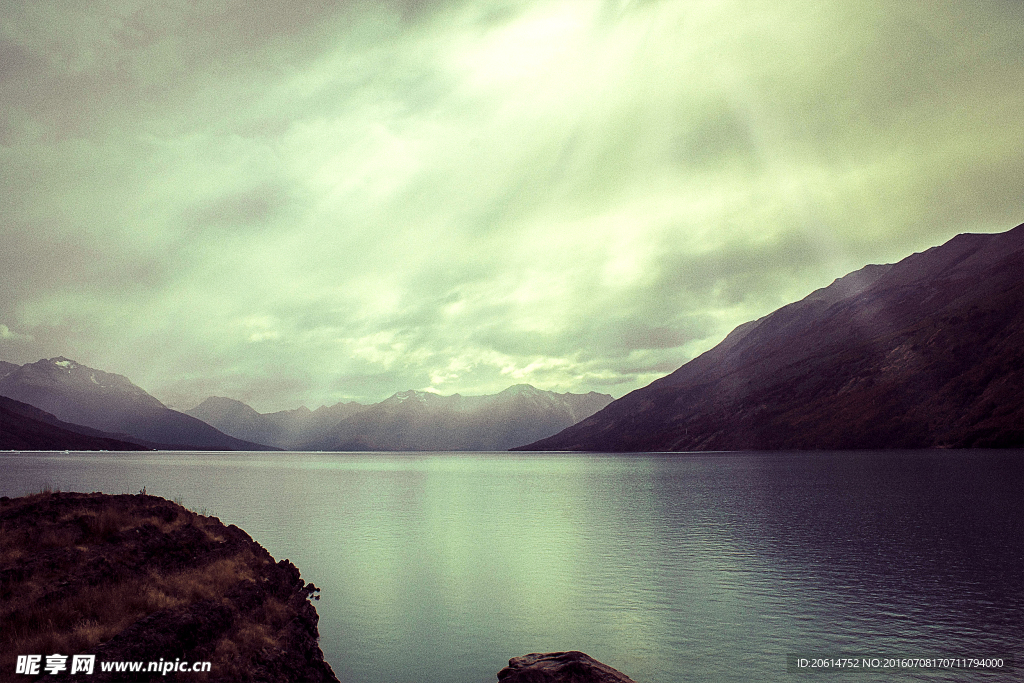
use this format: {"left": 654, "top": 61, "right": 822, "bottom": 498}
{"left": 1, "top": 450, "right": 1021, "bottom": 682}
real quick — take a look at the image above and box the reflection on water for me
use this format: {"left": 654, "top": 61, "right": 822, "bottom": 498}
{"left": 2, "top": 450, "right": 1021, "bottom": 682}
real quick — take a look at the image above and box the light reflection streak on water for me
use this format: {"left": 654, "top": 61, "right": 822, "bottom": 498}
{"left": 0, "top": 450, "right": 1021, "bottom": 683}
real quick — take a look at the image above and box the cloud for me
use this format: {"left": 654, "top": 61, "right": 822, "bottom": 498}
{"left": 0, "top": 325, "right": 33, "bottom": 342}
{"left": 0, "top": 0, "right": 1021, "bottom": 411}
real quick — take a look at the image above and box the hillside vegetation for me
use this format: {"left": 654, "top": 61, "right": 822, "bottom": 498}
{"left": 0, "top": 492, "right": 337, "bottom": 682}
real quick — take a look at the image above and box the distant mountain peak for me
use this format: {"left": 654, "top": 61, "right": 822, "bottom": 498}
{"left": 499, "top": 384, "right": 542, "bottom": 396}
{"left": 386, "top": 389, "right": 439, "bottom": 404}
{"left": 50, "top": 356, "right": 79, "bottom": 369}
{"left": 17, "top": 357, "right": 158, "bottom": 404}
{"left": 190, "top": 396, "right": 264, "bottom": 420}
{"left": 196, "top": 395, "right": 255, "bottom": 409}
{"left": 1, "top": 358, "right": 273, "bottom": 451}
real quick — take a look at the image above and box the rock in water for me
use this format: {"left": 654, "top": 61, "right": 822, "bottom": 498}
{"left": 498, "top": 651, "right": 637, "bottom": 683}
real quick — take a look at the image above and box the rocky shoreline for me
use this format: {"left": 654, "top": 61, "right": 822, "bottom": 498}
{"left": 1, "top": 492, "right": 638, "bottom": 683}
{"left": 0, "top": 492, "right": 337, "bottom": 682}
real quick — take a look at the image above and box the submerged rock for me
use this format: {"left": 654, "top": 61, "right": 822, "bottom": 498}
{"left": 498, "top": 651, "right": 637, "bottom": 683}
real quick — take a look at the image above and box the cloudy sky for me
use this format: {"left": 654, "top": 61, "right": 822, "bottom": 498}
{"left": 1, "top": 0, "right": 1021, "bottom": 412}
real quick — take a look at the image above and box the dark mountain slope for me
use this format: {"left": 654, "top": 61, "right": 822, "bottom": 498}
{"left": 520, "top": 224, "right": 1024, "bottom": 451}
{"left": 0, "top": 358, "right": 274, "bottom": 451}
{"left": 0, "top": 395, "right": 148, "bottom": 451}
{"left": 185, "top": 396, "right": 279, "bottom": 448}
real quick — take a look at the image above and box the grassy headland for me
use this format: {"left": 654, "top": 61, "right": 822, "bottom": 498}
{"left": 0, "top": 492, "right": 337, "bottom": 682}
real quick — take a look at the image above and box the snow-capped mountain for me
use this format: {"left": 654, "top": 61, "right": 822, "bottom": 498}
{"left": 0, "top": 358, "right": 273, "bottom": 450}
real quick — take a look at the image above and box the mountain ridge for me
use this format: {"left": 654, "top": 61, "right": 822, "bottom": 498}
{"left": 0, "top": 395, "right": 149, "bottom": 451}
{"left": 0, "top": 358, "right": 275, "bottom": 451}
{"left": 187, "top": 385, "right": 613, "bottom": 451}
{"left": 5, "top": 226, "right": 1019, "bottom": 453}
{"left": 518, "top": 224, "right": 1024, "bottom": 451}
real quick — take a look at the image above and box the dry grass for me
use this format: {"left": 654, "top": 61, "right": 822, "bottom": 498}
{"left": 0, "top": 521, "right": 23, "bottom": 565}
{"left": 5, "top": 579, "right": 157, "bottom": 657}
{"left": 0, "top": 492, "right": 298, "bottom": 678}
{"left": 211, "top": 620, "right": 283, "bottom": 682}
{"left": 148, "top": 553, "right": 260, "bottom": 605}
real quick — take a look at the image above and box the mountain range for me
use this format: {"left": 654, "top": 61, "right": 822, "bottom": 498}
{"left": 186, "top": 385, "right": 613, "bottom": 451}
{"left": 183, "top": 397, "right": 367, "bottom": 450}
{"left": 0, "top": 358, "right": 272, "bottom": 451}
{"left": 2, "top": 225, "right": 1021, "bottom": 452}
{"left": 0, "top": 357, "right": 612, "bottom": 451}
{"left": 520, "top": 224, "right": 1024, "bottom": 451}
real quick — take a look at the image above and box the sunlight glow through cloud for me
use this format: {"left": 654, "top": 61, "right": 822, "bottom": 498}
{"left": 0, "top": 0, "right": 1021, "bottom": 410}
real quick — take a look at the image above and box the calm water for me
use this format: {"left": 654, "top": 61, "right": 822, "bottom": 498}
{"left": 1, "top": 450, "right": 1021, "bottom": 682}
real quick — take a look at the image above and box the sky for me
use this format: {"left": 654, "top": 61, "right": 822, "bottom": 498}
{"left": 1, "top": 0, "right": 1022, "bottom": 412}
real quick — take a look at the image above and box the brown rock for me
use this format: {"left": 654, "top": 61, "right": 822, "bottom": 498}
{"left": 498, "top": 651, "right": 637, "bottom": 683}
{"left": 0, "top": 492, "right": 338, "bottom": 683}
